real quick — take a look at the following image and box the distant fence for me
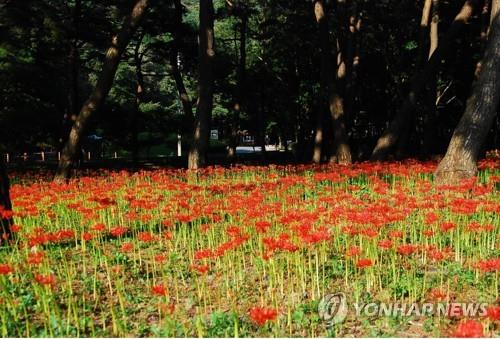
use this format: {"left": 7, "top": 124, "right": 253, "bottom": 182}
{"left": 3, "top": 151, "right": 124, "bottom": 164}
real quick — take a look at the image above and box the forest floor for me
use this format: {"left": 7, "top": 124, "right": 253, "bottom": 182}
{"left": 0, "top": 159, "right": 498, "bottom": 337}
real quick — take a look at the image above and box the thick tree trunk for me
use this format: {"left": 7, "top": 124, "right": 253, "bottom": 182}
{"left": 344, "top": 2, "right": 361, "bottom": 122}
{"left": 371, "top": 0, "right": 479, "bottom": 161}
{"left": 416, "top": 0, "right": 433, "bottom": 68}
{"left": 60, "top": 0, "right": 81, "bottom": 149}
{"left": 55, "top": 0, "right": 149, "bottom": 180}
{"left": 0, "top": 158, "right": 12, "bottom": 242}
{"left": 312, "top": 0, "right": 329, "bottom": 164}
{"left": 420, "top": 0, "right": 440, "bottom": 157}
{"left": 312, "top": 0, "right": 351, "bottom": 164}
{"left": 188, "top": 0, "right": 215, "bottom": 170}
{"left": 491, "top": 0, "right": 500, "bottom": 24}
{"left": 228, "top": 11, "right": 247, "bottom": 160}
{"left": 171, "top": 0, "right": 194, "bottom": 127}
{"left": 435, "top": 12, "right": 500, "bottom": 185}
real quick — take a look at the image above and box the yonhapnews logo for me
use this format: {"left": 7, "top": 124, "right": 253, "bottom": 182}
{"left": 318, "top": 293, "right": 489, "bottom": 327}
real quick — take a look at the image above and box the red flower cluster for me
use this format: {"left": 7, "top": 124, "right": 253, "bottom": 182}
{"left": 248, "top": 306, "right": 278, "bottom": 326}
{"left": 356, "top": 258, "right": 373, "bottom": 268}
{"left": 151, "top": 284, "right": 168, "bottom": 296}
{"left": 263, "top": 234, "right": 298, "bottom": 254}
{"left": 35, "top": 273, "right": 56, "bottom": 287}
{"left": 453, "top": 320, "right": 484, "bottom": 338}
{"left": 0, "top": 264, "right": 13, "bottom": 275}
{"left": 476, "top": 258, "right": 500, "bottom": 272}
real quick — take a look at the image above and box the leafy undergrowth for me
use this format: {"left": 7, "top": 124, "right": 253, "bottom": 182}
{"left": 0, "top": 159, "right": 499, "bottom": 337}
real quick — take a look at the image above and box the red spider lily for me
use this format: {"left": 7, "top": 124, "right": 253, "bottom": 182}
{"left": 262, "top": 234, "right": 298, "bottom": 253}
{"left": 154, "top": 254, "right": 166, "bottom": 264}
{"left": 422, "top": 229, "right": 435, "bottom": 237}
{"left": 226, "top": 226, "right": 242, "bottom": 237}
{"left": 162, "top": 220, "right": 173, "bottom": 228}
{"left": 485, "top": 305, "right": 500, "bottom": 321}
{"left": 476, "top": 258, "right": 500, "bottom": 272}
{"left": 346, "top": 246, "right": 361, "bottom": 257}
{"left": 137, "top": 232, "right": 156, "bottom": 242}
{"left": 194, "top": 248, "right": 214, "bottom": 260}
{"left": 27, "top": 251, "right": 45, "bottom": 265}
{"left": 151, "top": 284, "right": 168, "bottom": 296}
{"left": 361, "top": 228, "right": 378, "bottom": 238}
{"left": 429, "top": 288, "right": 446, "bottom": 301}
{"left": 255, "top": 220, "right": 272, "bottom": 233}
{"left": 389, "top": 230, "right": 403, "bottom": 238}
{"left": 121, "top": 242, "right": 134, "bottom": 253}
{"left": 439, "top": 222, "right": 455, "bottom": 232}
{"left": 163, "top": 232, "right": 173, "bottom": 240}
{"left": 248, "top": 306, "right": 278, "bottom": 326}
{"left": 35, "top": 273, "right": 56, "bottom": 287}
{"left": 91, "top": 223, "right": 106, "bottom": 232}
{"left": 378, "top": 239, "right": 393, "bottom": 249}
{"left": 428, "top": 250, "right": 445, "bottom": 262}
{"left": 397, "top": 244, "right": 417, "bottom": 256}
{"left": 424, "top": 212, "right": 438, "bottom": 225}
{"left": 82, "top": 232, "right": 93, "bottom": 241}
{"left": 356, "top": 258, "right": 373, "bottom": 268}
{"left": 110, "top": 226, "right": 128, "bottom": 237}
{"left": 453, "top": 319, "right": 484, "bottom": 338}
{"left": 191, "top": 264, "right": 210, "bottom": 275}
{"left": 10, "top": 224, "right": 21, "bottom": 233}
{"left": 0, "top": 264, "right": 13, "bottom": 275}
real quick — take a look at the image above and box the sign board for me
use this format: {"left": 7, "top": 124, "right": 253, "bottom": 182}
{"left": 210, "top": 129, "right": 219, "bottom": 140}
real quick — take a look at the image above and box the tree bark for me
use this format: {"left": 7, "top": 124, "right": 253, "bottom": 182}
{"left": 435, "top": 11, "right": 500, "bottom": 185}
{"left": 60, "top": 0, "right": 81, "bottom": 149}
{"left": 55, "top": 0, "right": 150, "bottom": 180}
{"left": 329, "top": 0, "right": 354, "bottom": 164}
{"left": 188, "top": 0, "right": 215, "bottom": 170}
{"left": 170, "top": 0, "right": 194, "bottom": 127}
{"left": 416, "top": 0, "right": 432, "bottom": 68}
{"left": 312, "top": 0, "right": 351, "bottom": 164}
{"left": 0, "top": 158, "right": 12, "bottom": 242}
{"left": 371, "top": 0, "right": 479, "bottom": 161}
{"left": 491, "top": 0, "right": 500, "bottom": 24}
{"left": 312, "top": 0, "right": 329, "bottom": 164}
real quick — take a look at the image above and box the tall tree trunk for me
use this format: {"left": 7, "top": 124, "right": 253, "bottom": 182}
{"left": 60, "top": 0, "right": 81, "bottom": 149}
{"left": 228, "top": 8, "right": 247, "bottom": 160}
{"left": 329, "top": 0, "right": 353, "bottom": 164}
{"left": 312, "top": 0, "right": 329, "bottom": 164}
{"left": 171, "top": 0, "right": 194, "bottom": 127}
{"left": 344, "top": 2, "right": 362, "bottom": 122}
{"left": 55, "top": 0, "right": 149, "bottom": 180}
{"left": 312, "top": 0, "right": 351, "bottom": 164}
{"left": 371, "top": 0, "right": 479, "bottom": 161}
{"left": 435, "top": 11, "right": 500, "bottom": 185}
{"left": 491, "top": 0, "right": 500, "bottom": 24}
{"left": 188, "top": 0, "right": 215, "bottom": 170}
{"left": 416, "top": 0, "right": 433, "bottom": 68}
{"left": 420, "top": 0, "right": 440, "bottom": 157}
{"left": 132, "top": 32, "right": 145, "bottom": 165}
{"left": 0, "top": 158, "right": 12, "bottom": 242}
